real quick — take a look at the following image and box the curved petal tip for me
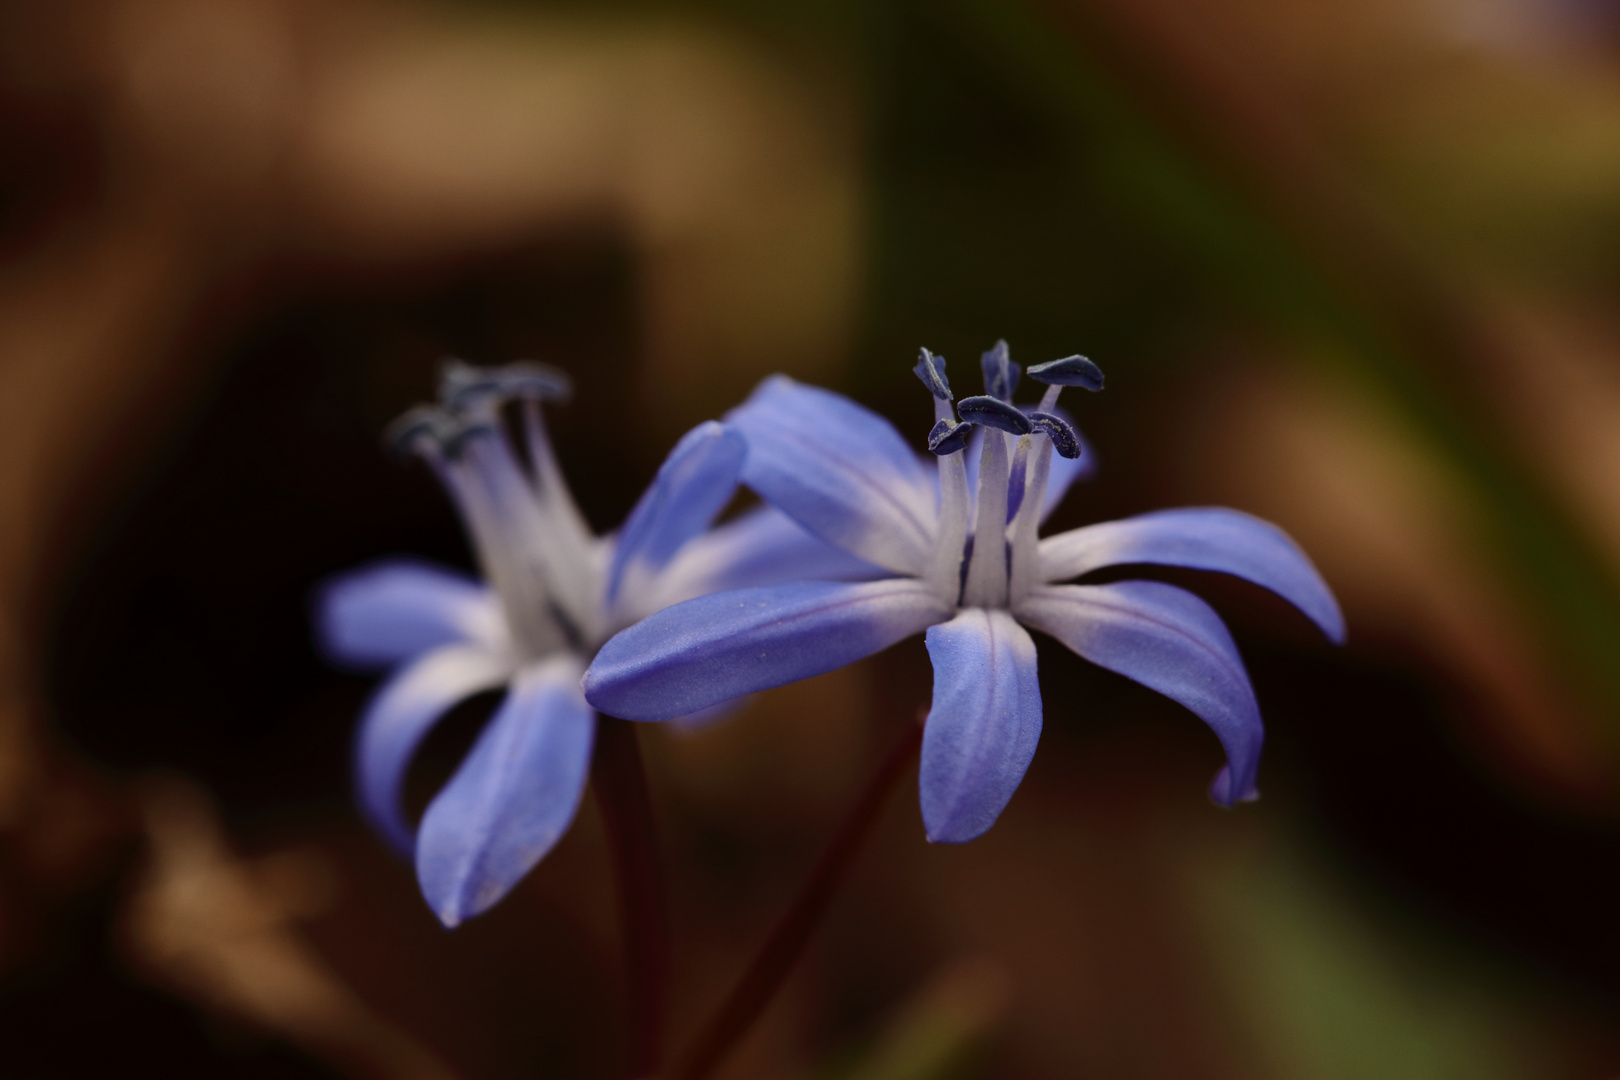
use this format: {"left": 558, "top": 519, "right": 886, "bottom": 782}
{"left": 1208, "top": 764, "right": 1260, "bottom": 807}
{"left": 415, "top": 658, "right": 595, "bottom": 926}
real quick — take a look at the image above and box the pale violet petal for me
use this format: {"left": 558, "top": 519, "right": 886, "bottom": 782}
{"left": 920, "top": 609, "right": 1043, "bottom": 844}
{"left": 316, "top": 558, "right": 506, "bottom": 670}
{"left": 619, "top": 507, "right": 891, "bottom": 720}
{"left": 641, "top": 504, "right": 888, "bottom": 617}
{"left": 1039, "top": 426, "right": 1096, "bottom": 521}
{"left": 1038, "top": 507, "right": 1344, "bottom": 643}
{"left": 606, "top": 421, "right": 747, "bottom": 606}
{"left": 1015, "top": 581, "right": 1264, "bottom": 804}
{"left": 354, "top": 643, "right": 515, "bottom": 855}
{"left": 726, "top": 376, "right": 937, "bottom": 576}
{"left": 415, "top": 655, "right": 595, "bottom": 927}
{"left": 584, "top": 579, "right": 951, "bottom": 722}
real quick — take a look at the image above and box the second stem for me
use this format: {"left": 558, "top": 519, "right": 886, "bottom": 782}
{"left": 592, "top": 715, "right": 670, "bottom": 1079}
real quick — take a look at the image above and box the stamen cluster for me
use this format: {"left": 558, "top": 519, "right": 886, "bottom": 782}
{"left": 386, "top": 361, "right": 602, "bottom": 657}
{"left": 913, "top": 341, "right": 1101, "bottom": 611}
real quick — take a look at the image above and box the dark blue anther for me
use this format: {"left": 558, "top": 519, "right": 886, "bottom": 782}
{"left": 384, "top": 405, "right": 457, "bottom": 457}
{"left": 957, "top": 395, "right": 1033, "bottom": 435}
{"left": 1026, "top": 354, "right": 1104, "bottom": 391}
{"left": 1028, "top": 411, "right": 1082, "bottom": 458}
{"left": 440, "top": 359, "right": 572, "bottom": 411}
{"left": 927, "top": 418, "right": 971, "bottom": 455}
{"left": 980, "top": 340, "right": 1021, "bottom": 401}
{"left": 913, "top": 347, "right": 952, "bottom": 400}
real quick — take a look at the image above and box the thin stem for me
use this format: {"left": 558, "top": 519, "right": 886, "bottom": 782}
{"left": 669, "top": 718, "right": 924, "bottom": 1080}
{"left": 592, "top": 716, "right": 670, "bottom": 1078}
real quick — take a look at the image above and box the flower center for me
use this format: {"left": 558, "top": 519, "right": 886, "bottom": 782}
{"left": 388, "top": 360, "right": 605, "bottom": 660}
{"left": 913, "top": 344, "right": 1100, "bottom": 611}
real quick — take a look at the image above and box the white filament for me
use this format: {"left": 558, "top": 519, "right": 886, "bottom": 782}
{"left": 961, "top": 429, "right": 1011, "bottom": 607}
{"left": 1008, "top": 383, "right": 1064, "bottom": 606}
{"left": 929, "top": 396, "right": 972, "bottom": 606}
{"left": 439, "top": 444, "right": 566, "bottom": 659}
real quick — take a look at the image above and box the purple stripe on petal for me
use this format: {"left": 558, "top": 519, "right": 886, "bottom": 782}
{"left": 584, "top": 579, "right": 950, "bottom": 722}
{"left": 416, "top": 656, "right": 595, "bottom": 927}
{"left": 606, "top": 421, "right": 747, "bottom": 606}
{"left": 355, "top": 643, "right": 514, "bottom": 855}
{"left": 1038, "top": 508, "right": 1344, "bottom": 643}
{"left": 316, "top": 558, "right": 505, "bottom": 670}
{"left": 1015, "top": 581, "right": 1264, "bottom": 805}
{"left": 726, "top": 376, "right": 937, "bottom": 576}
{"left": 920, "top": 609, "right": 1043, "bottom": 844}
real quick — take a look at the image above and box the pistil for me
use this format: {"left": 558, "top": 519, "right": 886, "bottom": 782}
{"left": 962, "top": 428, "right": 1011, "bottom": 607}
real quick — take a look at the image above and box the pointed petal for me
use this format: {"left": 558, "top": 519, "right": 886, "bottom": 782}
{"left": 726, "top": 376, "right": 937, "bottom": 576}
{"left": 584, "top": 579, "right": 951, "bottom": 721}
{"left": 644, "top": 505, "right": 888, "bottom": 617}
{"left": 606, "top": 421, "right": 747, "bottom": 606}
{"left": 1039, "top": 508, "right": 1343, "bottom": 642}
{"left": 416, "top": 656, "right": 595, "bottom": 927}
{"left": 316, "top": 558, "right": 506, "bottom": 670}
{"left": 354, "top": 644, "right": 515, "bottom": 855}
{"left": 920, "top": 609, "right": 1043, "bottom": 843}
{"left": 1015, "top": 582, "right": 1263, "bottom": 804}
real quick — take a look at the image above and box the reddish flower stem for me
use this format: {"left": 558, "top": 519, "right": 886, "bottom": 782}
{"left": 592, "top": 716, "right": 670, "bottom": 1078}
{"left": 668, "top": 718, "right": 924, "bottom": 1080}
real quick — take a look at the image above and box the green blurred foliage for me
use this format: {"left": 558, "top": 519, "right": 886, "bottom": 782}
{"left": 1194, "top": 832, "right": 1559, "bottom": 1080}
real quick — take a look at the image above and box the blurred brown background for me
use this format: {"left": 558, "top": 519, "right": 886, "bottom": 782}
{"left": 0, "top": 0, "right": 1619, "bottom": 1076}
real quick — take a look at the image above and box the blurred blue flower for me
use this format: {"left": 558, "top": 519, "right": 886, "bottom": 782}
{"left": 584, "top": 343, "right": 1345, "bottom": 843}
{"left": 317, "top": 361, "right": 876, "bottom": 925}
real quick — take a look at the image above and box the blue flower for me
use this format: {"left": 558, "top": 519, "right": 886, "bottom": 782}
{"left": 316, "top": 361, "right": 877, "bottom": 925}
{"left": 583, "top": 343, "right": 1344, "bottom": 843}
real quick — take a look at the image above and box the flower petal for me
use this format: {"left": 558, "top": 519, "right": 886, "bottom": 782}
{"left": 1039, "top": 428, "right": 1096, "bottom": 520}
{"left": 726, "top": 376, "right": 937, "bottom": 575}
{"left": 316, "top": 558, "right": 506, "bottom": 670}
{"left": 354, "top": 643, "right": 515, "bottom": 855}
{"left": 584, "top": 579, "right": 951, "bottom": 721}
{"left": 920, "top": 609, "right": 1043, "bottom": 843}
{"left": 415, "top": 655, "right": 595, "bottom": 927}
{"left": 1038, "top": 508, "right": 1344, "bottom": 643}
{"left": 645, "top": 505, "right": 888, "bottom": 615}
{"left": 1015, "top": 581, "right": 1264, "bottom": 804}
{"left": 606, "top": 421, "right": 748, "bottom": 606}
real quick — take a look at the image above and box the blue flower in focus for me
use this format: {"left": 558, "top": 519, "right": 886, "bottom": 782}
{"left": 317, "top": 361, "right": 876, "bottom": 925}
{"left": 584, "top": 344, "right": 1344, "bottom": 843}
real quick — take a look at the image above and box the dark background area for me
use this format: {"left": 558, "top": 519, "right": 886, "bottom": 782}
{"left": 0, "top": 0, "right": 1618, "bottom": 1076}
